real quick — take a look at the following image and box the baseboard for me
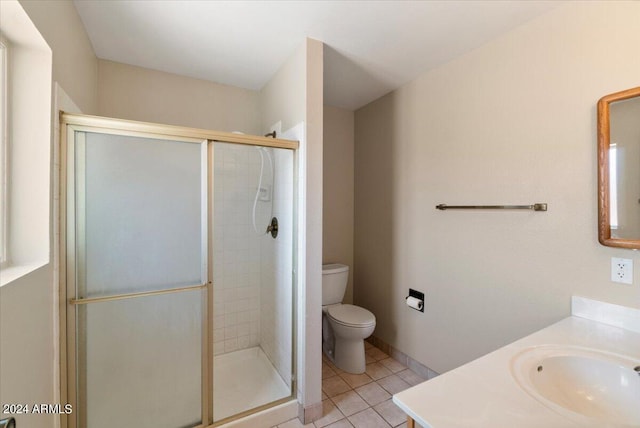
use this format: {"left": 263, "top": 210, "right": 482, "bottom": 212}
{"left": 298, "top": 400, "right": 323, "bottom": 424}
{"left": 366, "top": 336, "right": 439, "bottom": 380}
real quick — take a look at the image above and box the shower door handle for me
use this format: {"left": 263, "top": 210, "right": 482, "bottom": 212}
{"left": 69, "top": 282, "right": 208, "bottom": 305}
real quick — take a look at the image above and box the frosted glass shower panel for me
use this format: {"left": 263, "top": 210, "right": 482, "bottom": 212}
{"left": 80, "top": 132, "right": 206, "bottom": 297}
{"left": 72, "top": 129, "right": 207, "bottom": 428}
{"left": 80, "top": 290, "right": 203, "bottom": 428}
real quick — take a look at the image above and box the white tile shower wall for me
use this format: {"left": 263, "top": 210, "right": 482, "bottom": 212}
{"left": 260, "top": 148, "right": 294, "bottom": 384}
{"left": 213, "top": 143, "right": 262, "bottom": 355}
{"left": 213, "top": 142, "right": 294, "bottom": 382}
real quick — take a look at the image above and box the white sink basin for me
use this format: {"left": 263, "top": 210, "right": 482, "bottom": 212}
{"left": 511, "top": 345, "right": 640, "bottom": 427}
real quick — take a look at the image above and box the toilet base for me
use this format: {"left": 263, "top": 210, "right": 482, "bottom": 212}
{"left": 322, "top": 340, "right": 335, "bottom": 363}
{"left": 322, "top": 304, "right": 375, "bottom": 375}
{"left": 333, "top": 337, "right": 366, "bottom": 374}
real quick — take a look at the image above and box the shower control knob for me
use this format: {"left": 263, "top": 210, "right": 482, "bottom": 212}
{"left": 267, "top": 217, "right": 278, "bottom": 239}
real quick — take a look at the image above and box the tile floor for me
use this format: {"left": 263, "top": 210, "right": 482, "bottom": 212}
{"left": 272, "top": 342, "right": 427, "bottom": 428}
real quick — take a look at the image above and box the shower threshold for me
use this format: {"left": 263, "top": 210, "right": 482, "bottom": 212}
{"left": 213, "top": 346, "right": 291, "bottom": 422}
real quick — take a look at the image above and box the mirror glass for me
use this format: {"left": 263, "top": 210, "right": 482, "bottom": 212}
{"left": 598, "top": 87, "right": 640, "bottom": 248}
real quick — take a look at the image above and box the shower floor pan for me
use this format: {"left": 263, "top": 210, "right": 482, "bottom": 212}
{"left": 213, "top": 346, "right": 291, "bottom": 422}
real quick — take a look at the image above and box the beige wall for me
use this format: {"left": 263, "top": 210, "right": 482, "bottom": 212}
{"left": 1, "top": 2, "right": 97, "bottom": 427}
{"left": 323, "top": 106, "right": 355, "bottom": 304}
{"left": 302, "top": 38, "right": 324, "bottom": 421}
{"left": 260, "top": 38, "right": 324, "bottom": 421}
{"left": 354, "top": 1, "right": 640, "bottom": 374}
{"left": 19, "top": 0, "right": 98, "bottom": 113}
{"left": 260, "top": 45, "right": 307, "bottom": 134}
{"left": 98, "top": 60, "right": 261, "bottom": 133}
{"left": 0, "top": 266, "right": 55, "bottom": 427}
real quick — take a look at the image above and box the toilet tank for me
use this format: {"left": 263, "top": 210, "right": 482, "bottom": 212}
{"left": 322, "top": 264, "right": 349, "bottom": 306}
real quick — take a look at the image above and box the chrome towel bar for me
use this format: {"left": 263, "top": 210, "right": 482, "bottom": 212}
{"left": 436, "top": 203, "right": 547, "bottom": 212}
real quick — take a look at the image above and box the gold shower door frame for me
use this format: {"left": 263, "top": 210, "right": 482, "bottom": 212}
{"left": 59, "top": 113, "right": 298, "bottom": 428}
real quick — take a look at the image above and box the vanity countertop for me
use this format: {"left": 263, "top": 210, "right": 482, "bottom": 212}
{"left": 392, "top": 298, "right": 640, "bottom": 428}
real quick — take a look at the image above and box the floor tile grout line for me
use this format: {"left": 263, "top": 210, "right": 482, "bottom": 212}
{"left": 347, "top": 406, "right": 392, "bottom": 428}
{"left": 369, "top": 399, "right": 399, "bottom": 427}
{"left": 284, "top": 342, "right": 423, "bottom": 428}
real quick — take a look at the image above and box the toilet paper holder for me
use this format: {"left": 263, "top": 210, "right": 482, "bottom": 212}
{"left": 406, "top": 288, "right": 424, "bottom": 312}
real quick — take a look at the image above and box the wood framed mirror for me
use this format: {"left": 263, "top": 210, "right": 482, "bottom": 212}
{"left": 598, "top": 86, "right": 640, "bottom": 248}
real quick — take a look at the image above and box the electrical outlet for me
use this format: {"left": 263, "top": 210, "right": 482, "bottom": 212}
{"left": 611, "top": 257, "right": 633, "bottom": 285}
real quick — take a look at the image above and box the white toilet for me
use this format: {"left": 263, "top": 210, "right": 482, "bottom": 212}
{"left": 322, "top": 263, "right": 376, "bottom": 374}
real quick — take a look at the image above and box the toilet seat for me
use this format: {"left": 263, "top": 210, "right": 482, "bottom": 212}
{"left": 327, "top": 304, "right": 375, "bottom": 328}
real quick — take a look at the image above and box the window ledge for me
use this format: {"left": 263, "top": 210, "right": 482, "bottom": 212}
{"left": 0, "top": 260, "right": 48, "bottom": 287}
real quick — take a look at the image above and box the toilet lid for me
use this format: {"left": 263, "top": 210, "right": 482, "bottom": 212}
{"left": 328, "top": 304, "right": 375, "bottom": 327}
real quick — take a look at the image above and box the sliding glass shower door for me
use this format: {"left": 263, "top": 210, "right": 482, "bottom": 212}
{"left": 62, "top": 114, "right": 298, "bottom": 428}
{"left": 65, "top": 128, "right": 208, "bottom": 428}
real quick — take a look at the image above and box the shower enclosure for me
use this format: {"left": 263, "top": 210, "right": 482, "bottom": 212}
{"left": 60, "top": 114, "right": 296, "bottom": 428}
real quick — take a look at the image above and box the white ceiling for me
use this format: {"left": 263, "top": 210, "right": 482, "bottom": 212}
{"left": 74, "top": 1, "right": 560, "bottom": 111}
